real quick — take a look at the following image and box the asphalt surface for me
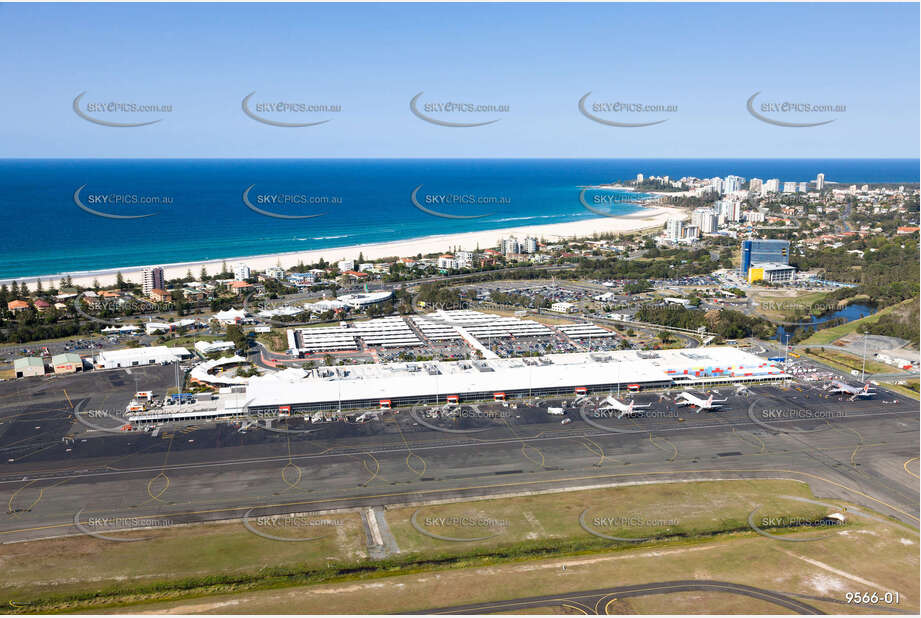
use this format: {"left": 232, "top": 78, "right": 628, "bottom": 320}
{"left": 416, "top": 580, "right": 824, "bottom": 614}
{"left": 0, "top": 368, "right": 918, "bottom": 543}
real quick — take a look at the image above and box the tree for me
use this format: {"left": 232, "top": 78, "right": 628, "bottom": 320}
{"left": 116, "top": 272, "right": 125, "bottom": 290}
{"left": 200, "top": 266, "right": 208, "bottom": 281}
{"left": 225, "top": 324, "right": 247, "bottom": 351}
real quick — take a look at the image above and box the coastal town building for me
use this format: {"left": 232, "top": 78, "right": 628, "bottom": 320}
{"left": 233, "top": 263, "right": 251, "bottom": 281}
{"left": 142, "top": 267, "right": 165, "bottom": 296}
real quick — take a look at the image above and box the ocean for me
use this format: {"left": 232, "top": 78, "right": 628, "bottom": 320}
{"left": 0, "top": 158, "right": 917, "bottom": 281}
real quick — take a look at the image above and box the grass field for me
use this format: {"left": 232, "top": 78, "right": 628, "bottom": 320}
{"left": 801, "top": 299, "right": 913, "bottom": 346}
{"left": 750, "top": 290, "right": 832, "bottom": 321}
{"left": 3, "top": 479, "right": 899, "bottom": 614}
{"left": 1, "top": 512, "right": 366, "bottom": 603}
{"left": 804, "top": 348, "right": 901, "bottom": 376}
{"left": 93, "top": 499, "right": 919, "bottom": 615}
{"left": 386, "top": 480, "right": 829, "bottom": 554}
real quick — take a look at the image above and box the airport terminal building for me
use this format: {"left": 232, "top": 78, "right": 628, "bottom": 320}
{"left": 128, "top": 346, "right": 787, "bottom": 424}
{"left": 236, "top": 346, "right": 786, "bottom": 415}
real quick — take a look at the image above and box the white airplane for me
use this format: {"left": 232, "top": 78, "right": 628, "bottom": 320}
{"left": 599, "top": 396, "right": 652, "bottom": 419}
{"left": 674, "top": 392, "right": 727, "bottom": 411}
{"left": 355, "top": 411, "right": 382, "bottom": 423}
{"left": 825, "top": 381, "right": 876, "bottom": 400}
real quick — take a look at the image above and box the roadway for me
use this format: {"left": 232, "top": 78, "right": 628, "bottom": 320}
{"left": 418, "top": 580, "right": 824, "bottom": 614}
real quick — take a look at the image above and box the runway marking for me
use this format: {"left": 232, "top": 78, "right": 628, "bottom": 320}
{"left": 579, "top": 437, "right": 607, "bottom": 466}
{"left": 388, "top": 415, "right": 427, "bottom": 478}
{"left": 279, "top": 435, "right": 303, "bottom": 491}
{"left": 146, "top": 472, "right": 170, "bottom": 502}
{"left": 62, "top": 389, "right": 73, "bottom": 409}
{"left": 904, "top": 457, "right": 920, "bottom": 480}
{"left": 648, "top": 434, "right": 677, "bottom": 462}
{"left": 143, "top": 433, "right": 175, "bottom": 504}
{"left": 502, "top": 418, "right": 547, "bottom": 469}
{"left": 731, "top": 426, "right": 766, "bottom": 454}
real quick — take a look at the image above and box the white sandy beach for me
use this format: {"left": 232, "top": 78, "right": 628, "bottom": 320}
{"left": 8, "top": 207, "right": 686, "bottom": 289}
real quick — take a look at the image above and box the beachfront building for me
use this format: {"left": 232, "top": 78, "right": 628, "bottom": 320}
{"left": 265, "top": 266, "right": 286, "bottom": 279}
{"left": 142, "top": 267, "right": 165, "bottom": 296}
{"left": 762, "top": 179, "right": 780, "bottom": 195}
{"left": 816, "top": 173, "right": 825, "bottom": 191}
{"left": 233, "top": 263, "right": 251, "bottom": 281}
{"left": 665, "top": 217, "right": 684, "bottom": 242}
{"left": 7, "top": 299, "right": 29, "bottom": 313}
{"left": 691, "top": 208, "right": 719, "bottom": 234}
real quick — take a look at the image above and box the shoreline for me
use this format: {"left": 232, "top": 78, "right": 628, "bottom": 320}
{"left": 2, "top": 207, "right": 686, "bottom": 289}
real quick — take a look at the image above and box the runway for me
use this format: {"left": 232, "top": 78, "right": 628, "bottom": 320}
{"left": 416, "top": 580, "right": 825, "bottom": 614}
{"left": 1, "top": 373, "right": 918, "bottom": 543}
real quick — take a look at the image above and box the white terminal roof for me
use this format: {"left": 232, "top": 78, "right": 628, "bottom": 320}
{"left": 426, "top": 310, "right": 553, "bottom": 339}
{"left": 558, "top": 324, "right": 616, "bottom": 338}
{"left": 242, "top": 346, "right": 785, "bottom": 408}
{"left": 290, "top": 316, "right": 422, "bottom": 352}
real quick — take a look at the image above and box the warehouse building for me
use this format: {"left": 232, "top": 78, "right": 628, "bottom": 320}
{"left": 96, "top": 346, "right": 192, "bottom": 369}
{"left": 51, "top": 352, "right": 84, "bottom": 374}
{"left": 14, "top": 357, "right": 46, "bottom": 378}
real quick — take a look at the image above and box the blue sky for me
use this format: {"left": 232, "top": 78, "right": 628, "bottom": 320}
{"left": 0, "top": 2, "right": 918, "bottom": 158}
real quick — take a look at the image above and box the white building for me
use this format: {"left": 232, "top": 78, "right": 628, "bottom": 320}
{"left": 523, "top": 236, "right": 539, "bottom": 254}
{"left": 665, "top": 217, "right": 684, "bottom": 242}
{"left": 96, "top": 346, "right": 192, "bottom": 369}
{"left": 762, "top": 179, "right": 780, "bottom": 194}
{"left": 194, "top": 340, "right": 236, "bottom": 355}
{"left": 233, "top": 263, "right": 251, "bottom": 281}
{"left": 815, "top": 173, "right": 825, "bottom": 191}
{"left": 266, "top": 266, "right": 285, "bottom": 279}
{"left": 501, "top": 237, "right": 520, "bottom": 255}
{"left": 455, "top": 251, "right": 474, "bottom": 268}
{"left": 749, "top": 178, "right": 763, "bottom": 194}
{"left": 782, "top": 182, "right": 797, "bottom": 194}
{"left": 142, "top": 267, "right": 164, "bottom": 296}
{"left": 636, "top": 173, "right": 644, "bottom": 183}
{"left": 437, "top": 255, "right": 458, "bottom": 270}
{"left": 721, "top": 175, "right": 743, "bottom": 194}
{"left": 550, "top": 301, "right": 577, "bottom": 313}
{"left": 798, "top": 182, "right": 807, "bottom": 193}
{"left": 337, "top": 259, "right": 355, "bottom": 272}
{"left": 213, "top": 308, "right": 249, "bottom": 324}
{"left": 691, "top": 208, "right": 718, "bottom": 234}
